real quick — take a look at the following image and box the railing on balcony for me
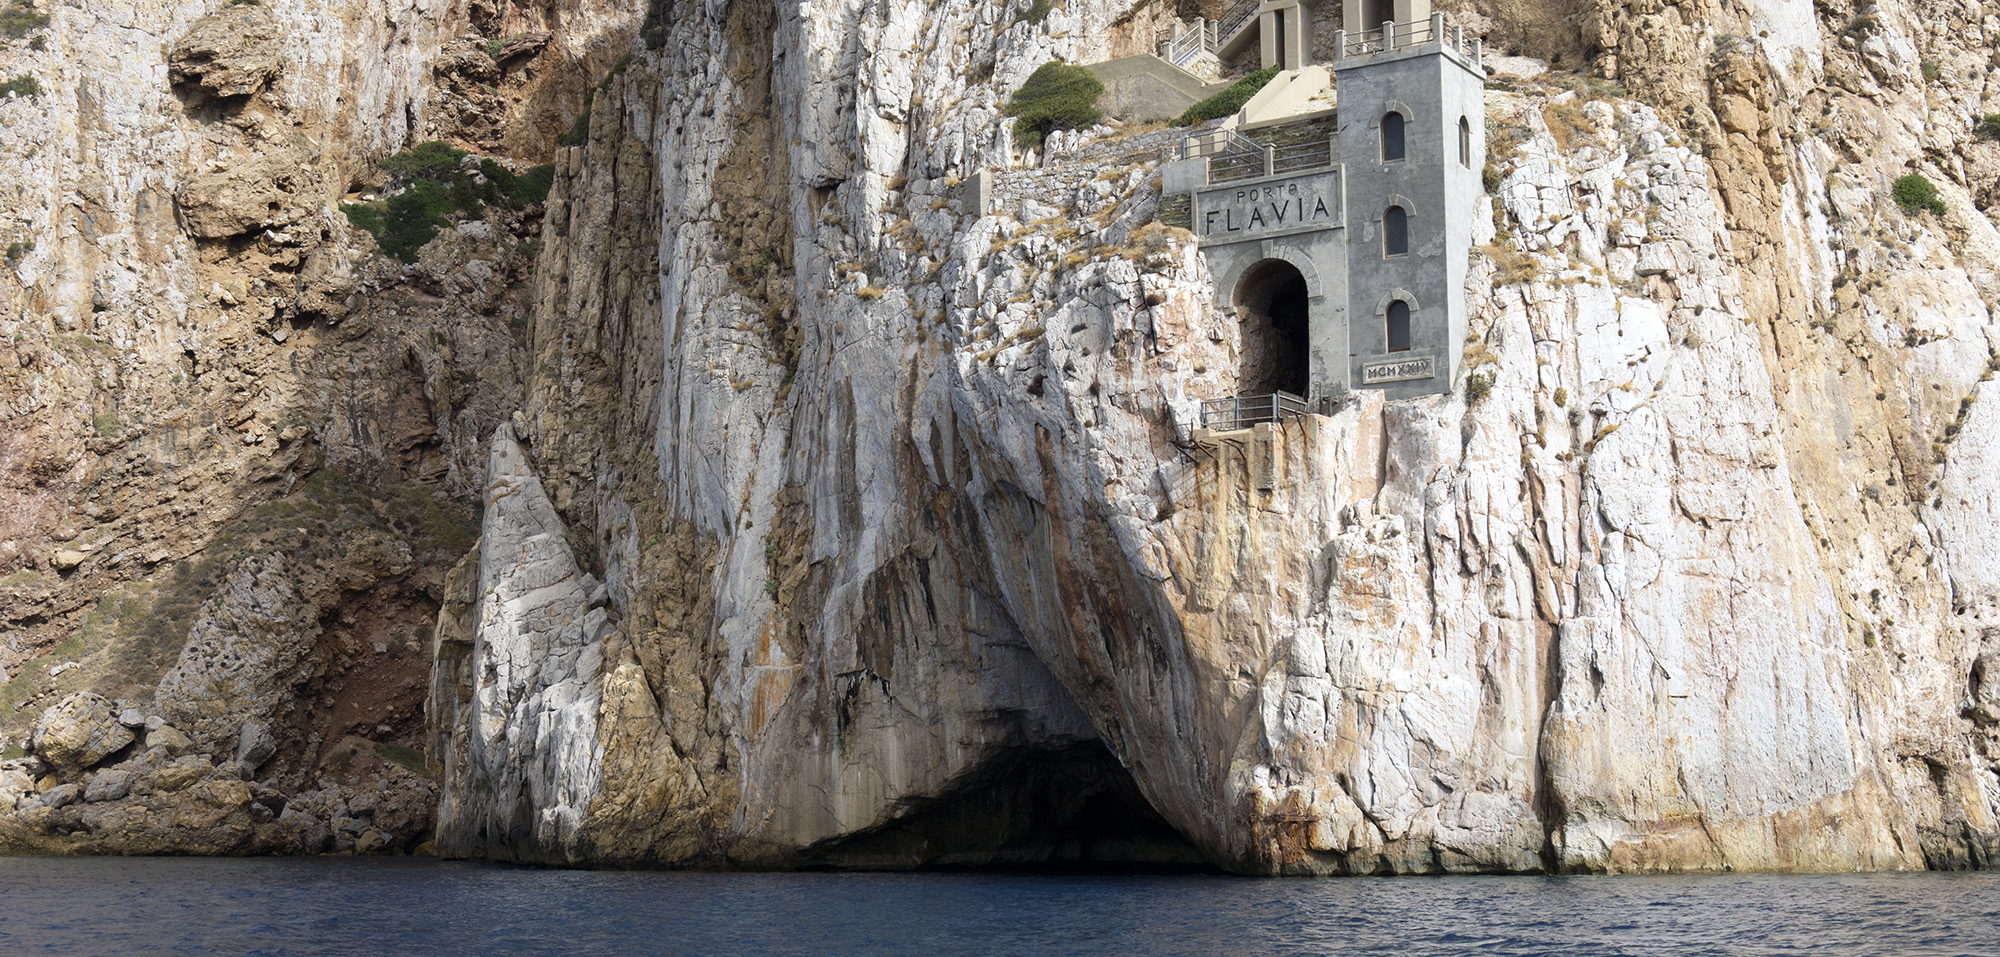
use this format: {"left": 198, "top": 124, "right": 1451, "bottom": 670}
{"left": 1181, "top": 129, "right": 1337, "bottom": 184}
{"left": 1176, "top": 126, "right": 1262, "bottom": 161}
{"left": 1199, "top": 392, "right": 1309, "bottom": 432}
{"left": 1335, "top": 13, "right": 1483, "bottom": 65}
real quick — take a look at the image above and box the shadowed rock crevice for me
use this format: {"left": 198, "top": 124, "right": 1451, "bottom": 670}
{"left": 800, "top": 743, "right": 1215, "bottom": 871}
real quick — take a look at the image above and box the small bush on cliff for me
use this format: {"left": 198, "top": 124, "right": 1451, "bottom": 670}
{"left": 344, "top": 142, "right": 551, "bottom": 261}
{"left": 0, "top": 0, "right": 49, "bottom": 39}
{"left": 1466, "top": 369, "right": 1497, "bottom": 404}
{"left": 1892, "top": 173, "right": 1945, "bottom": 216}
{"left": 380, "top": 140, "right": 469, "bottom": 182}
{"left": 1977, "top": 114, "right": 2000, "bottom": 140}
{"left": 561, "top": 103, "right": 592, "bottom": 146}
{"left": 1005, "top": 61, "right": 1104, "bottom": 149}
{"left": 0, "top": 74, "right": 41, "bottom": 98}
{"left": 1173, "top": 66, "right": 1279, "bottom": 127}
{"left": 478, "top": 159, "right": 556, "bottom": 208}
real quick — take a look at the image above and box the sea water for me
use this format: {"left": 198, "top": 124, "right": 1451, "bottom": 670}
{"left": 0, "top": 856, "right": 1994, "bottom": 955}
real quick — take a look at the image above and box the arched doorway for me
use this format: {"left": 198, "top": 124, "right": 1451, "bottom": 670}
{"left": 1233, "top": 259, "right": 1311, "bottom": 397}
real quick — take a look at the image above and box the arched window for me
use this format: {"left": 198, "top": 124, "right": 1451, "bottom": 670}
{"left": 1387, "top": 300, "right": 1413, "bottom": 352}
{"left": 1459, "top": 117, "right": 1471, "bottom": 167}
{"left": 1384, "top": 205, "right": 1408, "bottom": 257}
{"left": 1381, "top": 111, "right": 1406, "bottom": 162}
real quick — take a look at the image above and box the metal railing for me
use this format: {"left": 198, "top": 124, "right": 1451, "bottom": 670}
{"left": 1200, "top": 392, "right": 1309, "bottom": 431}
{"left": 1168, "top": 20, "right": 1211, "bottom": 67}
{"left": 1335, "top": 14, "right": 1482, "bottom": 65}
{"left": 1177, "top": 126, "right": 1262, "bottom": 161}
{"left": 1269, "top": 138, "right": 1333, "bottom": 172}
{"left": 1200, "top": 136, "right": 1337, "bottom": 184}
{"left": 1215, "top": 0, "right": 1260, "bottom": 47}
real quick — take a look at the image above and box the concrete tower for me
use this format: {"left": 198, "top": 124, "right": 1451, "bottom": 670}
{"left": 1333, "top": 2, "right": 1485, "bottom": 398}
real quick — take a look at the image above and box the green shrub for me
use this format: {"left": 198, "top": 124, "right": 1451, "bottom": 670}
{"left": 345, "top": 142, "right": 554, "bottom": 261}
{"left": 1005, "top": 61, "right": 1103, "bottom": 149}
{"left": 341, "top": 202, "right": 383, "bottom": 235}
{"left": 1482, "top": 164, "right": 1502, "bottom": 194}
{"left": 511, "top": 164, "right": 556, "bottom": 206}
{"left": 485, "top": 33, "right": 528, "bottom": 59}
{"left": 1173, "top": 66, "right": 1279, "bottom": 127}
{"left": 0, "top": 0, "right": 48, "bottom": 39}
{"left": 0, "top": 74, "right": 41, "bottom": 98}
{"left": 375, "top": 180, "right": 453, "bottom": 260}
{"left": 380, "top": 140, "right": 468, "bottom": 183}
{"left": 1977, "top": 114, "right": 2000, "bottom": 140}
{"left": 4, "top": 239, "right": 30, "bottom": 262}
{"left": 1892, "top": 173, "right": 1945, "bottom": 216}
{"left": 480, "top": 159, "right": 555, "bottom": 207}
{"left": 1466, "top": 369, "right": 1497, "bottom": 404}
{"left": 641, "top": 0, "right": 669, "bottom": 50}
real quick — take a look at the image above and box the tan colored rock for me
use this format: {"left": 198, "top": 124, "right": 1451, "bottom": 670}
{"left": 29, "top": 694, "right": 134, "bottom": 774}
{"left": 174, "top": 150, "right": 323, "bottom": 240}
{"left": 167, "top": 5, "right": 284, "bottom": 103}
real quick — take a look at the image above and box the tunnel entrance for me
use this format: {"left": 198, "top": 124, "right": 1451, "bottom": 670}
{"left": 1233, "top": 258, "right": 1312, "bottom": 398}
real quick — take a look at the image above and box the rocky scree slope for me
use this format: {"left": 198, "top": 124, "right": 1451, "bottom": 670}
{"left": 431, "top": 0, "right": 2000, "bottom": 873}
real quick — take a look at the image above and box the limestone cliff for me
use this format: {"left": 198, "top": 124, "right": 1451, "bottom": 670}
{"left": 0, "top": 0, "right": 633, "bottom": 852}
{"left": 4, "top": 0, "right": 1999, "bottom": 873}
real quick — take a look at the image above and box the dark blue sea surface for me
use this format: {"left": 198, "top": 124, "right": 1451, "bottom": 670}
{"left": 0, "top": 856, "right": 1994, "bottom": 956}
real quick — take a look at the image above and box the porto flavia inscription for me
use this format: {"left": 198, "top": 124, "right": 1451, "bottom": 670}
{"left": 1195, "top": 173, "right": 1342, "bottom": 244}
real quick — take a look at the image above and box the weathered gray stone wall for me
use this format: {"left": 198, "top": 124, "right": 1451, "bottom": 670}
{"left": 1337, "top": 45, "right": 1485, "bottom": 398}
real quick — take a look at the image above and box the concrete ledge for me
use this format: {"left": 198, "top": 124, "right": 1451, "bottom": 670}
{"left": 1239, "top": 106, "right": 1338, "bottom": 134}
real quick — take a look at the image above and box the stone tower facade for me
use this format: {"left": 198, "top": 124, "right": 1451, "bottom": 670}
{"left": 1333, "top": 3, "right": 1487, "bottom": 398}
{"left": 1165, "top": 0, "right": 1485, "bottom": 403}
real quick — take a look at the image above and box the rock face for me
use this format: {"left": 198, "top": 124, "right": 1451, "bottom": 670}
{"left": 429, "top": 425, "right": 608, "bottom": 862}
{"left": 421, "top": 0, "right": 2000, "bottom": 874}
{"left": 167, "top": 5, "right": 284, "bottom": 104}
{"left": 5, "top": 0, "right": 2000, "bottom": 871}
{"left": 30, "top": 694, "right": 135, "bottom": 774}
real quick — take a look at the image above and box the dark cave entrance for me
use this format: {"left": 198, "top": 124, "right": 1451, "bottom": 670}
{"left": 802, "top": 742, "right": 1215, "bottom": 872}
{"left": 1233, "top": 258, "right": 1312, "bottom": 398}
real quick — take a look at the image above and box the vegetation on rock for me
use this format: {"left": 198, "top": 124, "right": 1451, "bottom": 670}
{"left": 0, "top": 0, "right": 48, "bottom": 39}
{"left": 1891, "top": 173, "right": 1945, "bottom": 216}
{"left": 1173, "top": 66, "right": 1279, "bottom": 127}
{"left": 342, "top": 141, "right": 554, "bottom": 261}
{"left": 1005, "top": 61, "right": 1104, "bottom": 149}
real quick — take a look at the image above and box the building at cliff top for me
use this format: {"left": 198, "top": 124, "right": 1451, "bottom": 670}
{"left": 1157, "top": 0, "right": 1486, "bottom": 413}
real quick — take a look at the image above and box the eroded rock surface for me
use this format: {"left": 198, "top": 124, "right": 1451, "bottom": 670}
{"left": 6, "top": 0, "right": 2000, "bottom": 871}
{"left": 426, "top": 0, "right": 2000, "bottom": 874}
{"left": 168, "top": 5, "right": 284, "bottom": 104}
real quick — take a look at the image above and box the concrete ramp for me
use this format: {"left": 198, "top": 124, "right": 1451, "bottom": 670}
{"left": 1086, "top": 55, "right": 1236, "bottom": 122}
{"left": 1234, "top": 65, "right": 1331, "bottom": 126}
